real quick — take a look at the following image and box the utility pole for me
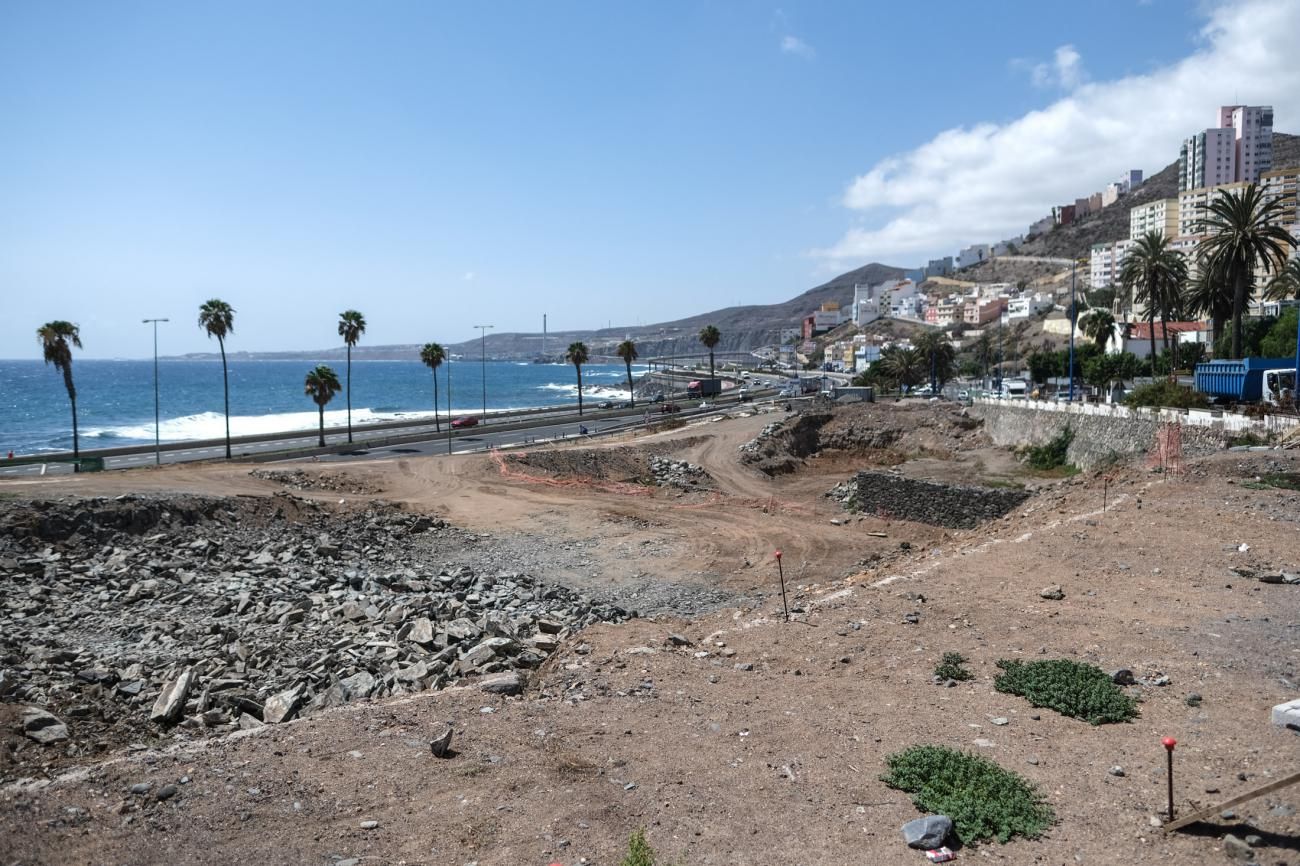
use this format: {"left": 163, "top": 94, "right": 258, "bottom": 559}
{"left": 1068, "top": 259, "right": 1077, "bottom": 401}
{"left": 142, "top": 318, "right": 169, "bottom": 465}
{"left": 475, "top": 325, "right": 493, "bottom": 420}
{"left": 446, "top": 353, "right": 452, "bottom": 455}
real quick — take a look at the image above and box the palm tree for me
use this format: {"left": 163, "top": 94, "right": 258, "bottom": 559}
{"left": 337, "top": 310, "right": 366, "bottom": 444}
{"left": 37, "top": 321, "right": 83, "bottom": 459}
{"left": 1183, "top": 258, "right": 1234, "bottom": 354}
{"left": 974, "top": 329, "right": 994, "bottom": 382}
{"left": 876, "top": 345, "right": 926, "bottom": 392}
{"left": 1264, "top": 258, "right": 1300, "bottom": 301}
{"left": 419, "top": 342, "right": 446, "bottom": 431}
{"left": 303, "top": 364, "right": 342, "bottom": 448}
{"left": 913, "top": 330, "right": 955, "bottom": 392}
{"left": 1082, "top": 309, "right": 1117, "bottom": 352}
{"left": 1120, "top": 232, "right": 1187, "bottom": 370}
{"left": 198, "top": 299, "right": 236, "bottom": 458}
{"left": 566, "top": 341, "right": 590, "bottom": 416}
{"left": 616, "top": 339, "right": 638, "bottom": 408}
{"left": 698, "top": 325, "right": 721, "bottom": 381}
{"left": 1197, "top": 184, "right": 1296, "bottom": 358}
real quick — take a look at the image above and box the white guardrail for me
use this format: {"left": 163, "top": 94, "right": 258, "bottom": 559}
{"left": 972, "top": 396, "right": 1300, "bottom": 434}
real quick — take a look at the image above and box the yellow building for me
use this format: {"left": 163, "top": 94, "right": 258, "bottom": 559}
{"left": 1128, "top": 198, "right": 1178, "bottom": 239}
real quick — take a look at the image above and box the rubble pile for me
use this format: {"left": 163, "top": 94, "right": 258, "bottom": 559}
{"left": 0, "top": 494, "right": 626, "bottom": 771}
{"left": 250, "top": 468, "right": 382, "bottom": 495}
{"left": 647, "top": 456, "right": 710, "bottom": 490}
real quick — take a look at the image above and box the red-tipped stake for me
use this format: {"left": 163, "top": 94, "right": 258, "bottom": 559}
{"left": 1162, "top": 737, "right": 1177, "bottom": 821}
{"left": 775, "top": 550, "right": 789, "bottom": 622}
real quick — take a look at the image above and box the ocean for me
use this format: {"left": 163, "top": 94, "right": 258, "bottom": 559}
{"left": 0, "top": 358, "right": 645, "bottom": 456}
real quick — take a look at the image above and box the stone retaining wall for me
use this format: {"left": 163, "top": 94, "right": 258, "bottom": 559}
{"left": 971, "top": 402, "right": 1229, "bottom": 471}
{"left": 848, "top": 471, "right": 1031, "bottom": 529}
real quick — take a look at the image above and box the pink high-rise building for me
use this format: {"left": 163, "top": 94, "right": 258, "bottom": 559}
{"left": 1179, "top": 127, "right": 1235, "bottom": 192}
{"left": 1218, "top": 105, "right": 1274, "bottom": 184}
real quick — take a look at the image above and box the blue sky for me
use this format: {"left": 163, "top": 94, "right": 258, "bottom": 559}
{"left": 3, "top": 0, "right": 1298, "bottom": 357}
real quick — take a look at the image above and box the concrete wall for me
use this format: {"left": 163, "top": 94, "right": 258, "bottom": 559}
{"left": 969, "top": 399, "right": 1297, "bottom": 470}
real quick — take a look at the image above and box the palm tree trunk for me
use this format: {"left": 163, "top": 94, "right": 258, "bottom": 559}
{"left": 219, "top": 338, "right": 231, "bottom": 459}
{"left": 1231, "top": 267, "right": 1247, "bottom": 359}
{"left": 575, "top": 365, "right": 583, "bottom": 415}
{"left": 318, "top": 404, "right": 325, "bottom": 448}
{"left": 625, "top": 360, "right": 635, "bottom": 408}
{"left": 346, "top": 344, "right": 353, "bottom": 444}
{"left": 709, "top": 350, "right": 715, "bottom": 381}
{"left": 62, "top": 366, "right": 79, "bottom": 460}
{"left": 432, "top": 370, "right": 440, "bottom": 432}
{"left": 1148, "top": 312, "right": 1158, "bottom": 376}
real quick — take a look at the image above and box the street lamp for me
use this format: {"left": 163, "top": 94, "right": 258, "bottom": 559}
{"left": 446, "top": 352, "right": 453, "bottom": 455}
{"left": 474, "top": 324, "right": 493, "bottom": 420}
{"left": 1068, "top": 259, "right": 1077, "bottom": 401}
{"left": 142, "top": 318, "right": 169, "bottom": 465}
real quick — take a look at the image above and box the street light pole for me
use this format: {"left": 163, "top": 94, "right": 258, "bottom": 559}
{"left": 474, "top": 324, "right": 494, "bottom": 421}
{"left": 142, "top": 318, "right": 169, "bottom": 465}
{"left": 446, "top": 353, "right": 453, "bottom": 455}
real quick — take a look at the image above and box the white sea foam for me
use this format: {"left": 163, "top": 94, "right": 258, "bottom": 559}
{"left": 81, "top": 408, "right": 430, "bottom": 443}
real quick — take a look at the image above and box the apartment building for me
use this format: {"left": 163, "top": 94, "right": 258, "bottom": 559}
{"left": 1129, "top": 198, "right": 1179, "bottom": 239}
{"left": 956, "top": 243, "right": 991, "bottom": 269}
{"left": 1179, "top": 127, "right": 1236, "bottom": 192}
{"left": 1006, "top": 293, "right": 1055, "bottom": 319}
{"left": 963, "top": 298, "right": 1006, "bottom": 327}
{"left": 1089, "top": 239, "right": 1134, "bottom": 289}
{"left": 1177, "top": 182, "right": 1248, "bottom": 238}
{"left": 1261, "top": 167, "right": 1299, "bottom": 226}
{"left": 1219, "top": 105, "right": 1274, "bottom": 184}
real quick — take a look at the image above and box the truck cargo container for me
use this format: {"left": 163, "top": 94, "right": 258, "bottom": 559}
{"left": 685, "top": 379, "right": 723, "bottom": 397}
{"left": 1194, "top": 358, "right": 1296, "bottom": 405}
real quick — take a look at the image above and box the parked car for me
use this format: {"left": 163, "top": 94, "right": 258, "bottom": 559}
{"left": 652, "top": 394, "right": 665, "bottom": 403}
{"left": 450, "top": 416, "right": 478, "bottom": 429}
{"left": 659, "top": 402, "right": 681, "bottom": 414}
{"left": 598, "top": 400, "right": 614, "bottom": 409}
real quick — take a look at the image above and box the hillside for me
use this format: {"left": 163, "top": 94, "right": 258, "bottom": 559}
{"left": 180, "top": 263, "right": 906, "bottom": 363}
{"left": 1014, "top": 131, "right": 1299, "bottom": 260}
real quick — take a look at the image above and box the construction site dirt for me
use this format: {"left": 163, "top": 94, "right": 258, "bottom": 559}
{"left": 2, "top": 401, "right": 1297, "bottom": 866}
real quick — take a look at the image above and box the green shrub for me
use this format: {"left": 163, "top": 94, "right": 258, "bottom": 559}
{"left": 994, "top": 658, "right": 1138, "bottom": 725}
{"left": 881, "top": 745, "right": 1054, "bottom": 844}
{"left": 934, "top": 651, "right": 974, "bottom": 681}
{"left": 621, "top": 829, "right": 679, "bottom": 866}
{"left": 1124, "top": 381, "right": 1209, "bottom": 410}
{"left": 1024, "top": 427, "right": 1073, "bottom": 471}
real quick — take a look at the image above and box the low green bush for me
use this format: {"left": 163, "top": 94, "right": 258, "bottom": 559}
{"left": 1124, "top": 381, "right": 1209, "bottom": 410}
{"left": 994, "top": 658, "right": 1138, "bottom": 725}
{"left": 881, "top": 745, "right": 1054, "bottom": 844}
{"left": 1024, "top": 427, "right": 1073, "bottom": 471}
{"left": 934, "top": 651, "right": 974, "bottom": 681}
{"left": 621, "top": 829, "right": 679, "bottom": 866}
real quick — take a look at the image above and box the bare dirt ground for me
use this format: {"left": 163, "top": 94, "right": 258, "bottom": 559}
{"left": 2, "top": 404, "right": 1299, "bottom": 866}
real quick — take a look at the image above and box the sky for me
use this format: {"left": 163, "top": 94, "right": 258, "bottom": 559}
{"left": 3, "top": 0, "right": 1300, "bottom": 358}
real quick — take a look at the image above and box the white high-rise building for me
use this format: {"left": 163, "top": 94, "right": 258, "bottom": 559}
{"left": 1218, "top": 105, "right": 1274, "bottom": 184}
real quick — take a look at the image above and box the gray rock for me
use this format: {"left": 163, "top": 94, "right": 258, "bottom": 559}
{"left": 990, "top": 717, "right": 1009, "bottom": 726}
{"left": 156, "top": 784, "right": 179, "bottom": 801}
{"left": 149, "top": 668, "right": 195, "bottom": 724}
{"left": 1039, "top": 585, "right": 1065, "bottom": 601}
{"left": 1110, "top": 669, "right": 1136, "bottom": 686}
{"left": 341, "top": 671, "right": 377, "bottom": 700}
{"left": 901, "top": 814, "right": 952, "bottom": 849}
{"left": 478, "top": 671, "right": 525, "bottom": 696}
{"left": 359, "top": 820, "right": 379, "bottom": 830}
{"left": 21, "top": 707, "right": 70, "bottom": 744}
{"left": 408, "top": 617, "right": 435, "bottom": 645}
{"left": 1222, "top": 834, "right": 1252, "bottom": 861}
{"left": 430, "top": 726, "right": 453, "bottom": 758}
{"left": 129, "top": 782, "right": 152, "bottom": 795}
{"left": 1108, "top": 766, "right": 1125, "bottom": 777}
{"left": 1185, "top": 693, "right": 1203, "bottom": 707}
{"left": 263, "top": 685, "right": 304, "bottom": 724}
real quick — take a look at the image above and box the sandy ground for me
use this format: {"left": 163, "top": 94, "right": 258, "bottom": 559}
{"left": 2, "top": 407, "right": 1298, "bottom": 865}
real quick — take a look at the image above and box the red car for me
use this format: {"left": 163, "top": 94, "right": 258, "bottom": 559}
{"left": 451, "top": 416, "right": 479, "bottom": 429}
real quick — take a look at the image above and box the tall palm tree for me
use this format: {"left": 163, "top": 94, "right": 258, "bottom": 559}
{"left": 974, "top": 329, "right": 994, "bottom": 382}
{"left": 876, "top": 345, "right": 926, "bottom": 392}
{"left": 419, "top": 342, "right": 446, "bottom": 431}
{"left": 616, "top": 339, "right": 638, "bottom": 408}
{"left": 198, "top": 299, "right": 236, "bottom": 458}
{"left": 304, "top": 365, "right": 342, "bottom": 448}
{"left": 1082, "top": 309, "right": 1117, "bottom": 352}
{"left": 1197, "top": 184, "right": 1296, "bottom": 358}
{"left": 337, "top": 310, "right": 366, "bottom": 443}
{"left": 1264, "top": 258, "right": 1300, "bottom": 302}
{"left": 698, "top": 325, "right": 721, "bottom": 381}
{"left": 1120, "top": 232, "right": 1187, "bottom": 370}
{"left": 37, "top": 321, "right": 83, "bottom": 459}
{"left": 566, "top": 342, "right": 589, "bottom": 415}
{"left": 913, "top": 330, "right": 955, "bottom": 392}
{"left": 1183, "top": 258, "right": 1234, "bottom": 354}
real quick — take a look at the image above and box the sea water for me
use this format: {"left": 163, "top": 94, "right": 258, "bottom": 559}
{"left": 0, "top": 359, "right": 645, "bottom": 455}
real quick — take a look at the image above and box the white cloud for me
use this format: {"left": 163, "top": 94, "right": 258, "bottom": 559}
{"left": 780, "top": 35, "right": 815, "bottom": 59}
{"left": 814, "top": 0, "right": 1300, "bottom": 268}
{"left": 1028, "top": 44, "right": 1086, "bottom": 90}
{"left": 463, "top": 271, "right": 475, "bottom": 281}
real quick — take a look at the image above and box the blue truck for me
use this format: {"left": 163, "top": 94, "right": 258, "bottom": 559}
{"left": 1193, "top": 358, "right": 1296, "bottom": 405}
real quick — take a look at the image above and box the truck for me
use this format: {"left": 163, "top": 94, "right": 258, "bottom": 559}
{"left": 685, "top": 379, "right": 723, "bottom": 397}
{"left": 1000, "top": 378, "right": 1029, "bottom": 400}
{"left": 1194, "top": 358, "right": 1296, "bottom": 406}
